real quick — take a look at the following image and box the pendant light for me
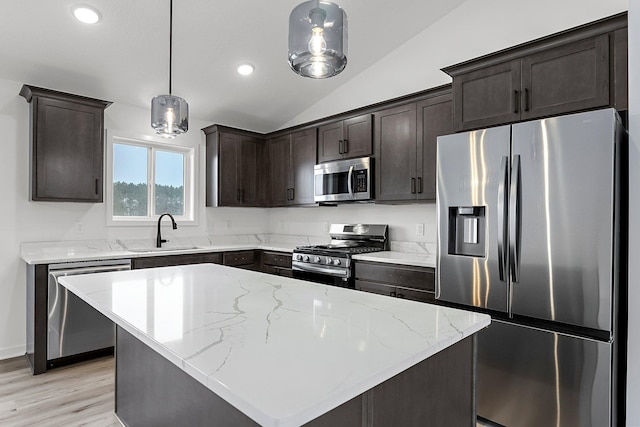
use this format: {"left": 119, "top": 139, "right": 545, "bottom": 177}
{"left": 151, "top": 0, "right": 188, "bottom": 138}
{"left": 288, "top": 0, "right": 347, "bottom": 79}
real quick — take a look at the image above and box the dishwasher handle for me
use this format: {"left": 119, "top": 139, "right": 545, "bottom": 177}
{"left": 49, "top": 263, "right": 131, "bottom": 281}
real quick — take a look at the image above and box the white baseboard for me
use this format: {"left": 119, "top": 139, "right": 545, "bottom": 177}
{"left": 0, "top": 345, "right": 25, "bottom": 361}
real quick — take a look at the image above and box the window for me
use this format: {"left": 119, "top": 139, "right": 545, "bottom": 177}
{"left": 106, "top": 132, "right": 196, "bottom": 225}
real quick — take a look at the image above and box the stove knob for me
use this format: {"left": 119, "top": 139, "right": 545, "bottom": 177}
{"left": 334, "top": 259, "right": 341, "bottom": 266}
{"left": 303, "top": 255, "right": 310, "bottom": 262}
{"left": 314, "top": 256, "right": 321, "bottom": 263}
{"left": 296, "top": 254, "right": 303, "bottom": 261}
{"left": 326, "top": 257, "right": 333, "bottom": 265}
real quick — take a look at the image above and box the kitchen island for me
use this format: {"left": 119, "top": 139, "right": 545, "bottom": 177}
{"left": 59, "top": 263, "right": 489, "bottom": 427}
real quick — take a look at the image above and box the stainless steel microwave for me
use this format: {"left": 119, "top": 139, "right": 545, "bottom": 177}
{"left": 314, "top": 157, "right": 372, "bottom": 203}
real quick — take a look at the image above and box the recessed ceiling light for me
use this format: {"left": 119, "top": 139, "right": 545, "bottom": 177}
{"left": 71, "top": 4, "right": 102, "bottom": 24}
{"left": 237, "top": 64, "right": 255, "bottom": 76}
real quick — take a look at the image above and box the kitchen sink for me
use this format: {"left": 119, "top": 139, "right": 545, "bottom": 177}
{"left": 127, "top": 246, "right": 203, "bottom": 253}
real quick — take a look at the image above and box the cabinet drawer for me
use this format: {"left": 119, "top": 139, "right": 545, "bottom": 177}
{"left": 263, "top": 264, "right": 293, "bottom": 277}
{"left": 356, "top": 280, "right": 396, "bottom": 297}
{"left": 354, "top": 262, "right": 435, "bottom": 293}
{"left": 395, "top": 286, "right": 435, "bottom": 304}
{"left": 223, "top": 250, "right": 256, "bottom": 267}
{"left": 132, "top": 253, "right": 222, "bottom": 269}
{"left": 262, "top": 251, "right": 292, "bottom": 268}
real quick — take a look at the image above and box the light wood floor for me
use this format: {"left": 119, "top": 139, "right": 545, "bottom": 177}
{"left": 0, "top": 355, "right": 119, "bottom": 427}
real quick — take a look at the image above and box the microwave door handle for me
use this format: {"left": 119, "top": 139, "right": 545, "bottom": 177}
{"left": 347, "top": 165, "right": 355, "bottom": 199}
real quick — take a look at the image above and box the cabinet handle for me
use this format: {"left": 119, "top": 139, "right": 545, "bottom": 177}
{"left": 514, "top": 90, "right": 519, "bottom": 114}
{"left": 397, "top": 293, "right": 405, "bottom": 299}
{"left": 338, "top": 140, "right": 343, "bottom": 154}
{"left": 411, "top": 178, "right": 416, "bottom": 194}
{"left": 237, "top": 189, "right": 241, "bottom": 201}
{"left": 95, "top": 178, "right": 99, "bottom": 195}
{"left": 343, "top": 139, "right": 348, "bottom": 153}
{"left": 291, "top": 187, "right": 295, "bottom": 201}
{"left": 524, "top": 88, "right": 530, "bottom": 112}
{"left": 390, "top": 291, "right": 397, "bottom": 297}
{"left": 286, "top": 188, "right": 291, "bottom": 200}
{"left": 417, "top": 177, "right": 423, "bottom": 194}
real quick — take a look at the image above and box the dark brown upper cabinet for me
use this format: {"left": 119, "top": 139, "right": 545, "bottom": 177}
{"left": 317, "top": 114, "right": 372, "bottom": 163}
{"left": 268, "top": 128, "right": 317, "bottom": 206}
{"left": 443, "top": 13, "right": 627, "bottom": 132}
{"left": 203, "top": 125, "right": 265, "bottom": 207}
{"left": 20, "top": 85, "right": 111, "bottom": 202}
{"left": 374, "top": 89, "right": 452, "bottom": 202}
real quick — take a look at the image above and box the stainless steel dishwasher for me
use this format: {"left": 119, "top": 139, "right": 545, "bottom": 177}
{"left": 48, "top": 259, "right": 131, "bottom": 362}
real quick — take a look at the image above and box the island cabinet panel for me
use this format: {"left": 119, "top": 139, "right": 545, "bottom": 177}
{"left": 19, "top": 85, "right": 111, "bottom": 202}
{"left": 204, "top": 125, "right": 265, "bottom": 207}
{"left": 374, "top": 88, "right": 452, "bottom": 203}
{"left": 317, "top": 113, "right": 372, "bottom": 163}
{"left": 261, "top": 251, "right": 293, "bottom": 277}
{"left": 132, "top": 253, "right": 223, "bottom": 269}
{"left": 115, "top": 326, "right": 476, "bottom": 427}
{"left": 444, "top": 12, "right": 627, "bottom": 132}
{"left": 355, "top": 261, "right": 435, "bottom": 304}
{"left": 223, "top": 250, "right": 258, "bottom": 270}
{"left": 268, "top": 128, "right": 317, "bottom": 206}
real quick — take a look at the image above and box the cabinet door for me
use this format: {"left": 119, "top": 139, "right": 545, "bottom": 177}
{"left": 317, "top": 121, "right": 343, "bottom": 163}
{"left": 240, "top": 136, "right": 260, "bottom": 206}
{"left": 342, "top": 114, "right": 372, "bottom": 159}
{"left": 417, "top": 94, "right": 452, "bottom": 201}
{"left": 33, "top": 98, "right": 104, "bottom": 201}
{"left": 452, "top": 60, "right": 521, "bottom": 132}
{"left": 268, "top": 135, "right": 291, "bottom": 206}
{"left": 218, "top": 132, "right": 241, "bottom": 206}
{"left": 290, "top": 128, "right": 317, "bottom": 205}
{"left": 374, "top": 103, "right": 418, "bottom": 201}
{"left": 520, "top": 34, "right": 610, "bottom": 120}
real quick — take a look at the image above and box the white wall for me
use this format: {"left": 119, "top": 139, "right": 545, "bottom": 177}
{"left": 627, "top": 4, "right": 639, "bottom": 426}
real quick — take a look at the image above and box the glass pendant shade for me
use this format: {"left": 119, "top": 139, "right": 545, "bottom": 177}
{"left": 288, "top": 0, "right": 347, "bottom": 79}
{"left": 151, "top": 94, "right": 188, "bottom": 138}
{"left": 151, "top": 0, "right": 189, "bottom": 138}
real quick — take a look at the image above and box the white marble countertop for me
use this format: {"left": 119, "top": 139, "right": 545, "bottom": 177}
{"left": 353, "top": 251, "right": 436, "bottom": 268}
{"left": 59, "top": 264, "right": 488, "bottom": 427}
{"left": 21, "top": 239, "right": 436, "bottom": 268}
{"left": 20, "top": 241, "right": 298, "bottom": 265}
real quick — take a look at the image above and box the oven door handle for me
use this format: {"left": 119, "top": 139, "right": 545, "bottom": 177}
{"left": 292, "top": 263, "right": 349, "bottom": 277}
{"left": 347, "top": 165, "right": 355, "bottom": 199}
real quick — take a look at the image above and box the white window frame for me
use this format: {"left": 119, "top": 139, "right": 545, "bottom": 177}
{"left": 106, "top": 130, "right": 198, "bottom": 226}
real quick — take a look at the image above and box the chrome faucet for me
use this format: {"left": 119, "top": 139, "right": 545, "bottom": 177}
{"left": 156, "top": 213, "right": 177, "bottom": 248}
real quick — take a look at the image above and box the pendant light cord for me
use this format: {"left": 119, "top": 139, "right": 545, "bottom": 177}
{"left": 169, "top": 0, "right": 173, "bottom": 95}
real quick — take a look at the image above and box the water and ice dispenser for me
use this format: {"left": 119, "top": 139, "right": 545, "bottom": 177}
{"left": 448, "top": 206, "right": 485, "bottom": 257}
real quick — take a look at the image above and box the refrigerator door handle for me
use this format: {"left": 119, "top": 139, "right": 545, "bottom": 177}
{"left": 497, "top": 156, "right": 509, "bottom": 281}
{"left": 509, "top": 154, "right": 521, "bottom": 283}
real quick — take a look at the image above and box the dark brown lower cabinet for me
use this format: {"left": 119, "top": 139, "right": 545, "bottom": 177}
{"left": 261, "top": 251, "right": 293, "bottom": 277}
{"left": 354, "top": 261, "right": 435, "bottom": 303}
{"left": 223, "top": 250, "right": 259, "bottom": 270}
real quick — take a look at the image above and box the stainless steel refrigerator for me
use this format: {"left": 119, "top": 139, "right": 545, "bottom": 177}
{"left": 436, "top": 108, "right": 625, "bottom": 427}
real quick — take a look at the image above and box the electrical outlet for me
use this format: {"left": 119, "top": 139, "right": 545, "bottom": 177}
{"left": 416, "top": 223, "right": 424, "bottom": 236}
{"left": 75, "top": 222, "right": 85, "bottom": 234}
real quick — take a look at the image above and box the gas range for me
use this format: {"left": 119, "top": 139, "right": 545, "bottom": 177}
{"left": 292, "top": 224, "right": 389, "bottom": 287}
